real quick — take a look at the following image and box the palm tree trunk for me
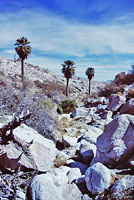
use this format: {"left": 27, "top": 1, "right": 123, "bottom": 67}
{"left": 21, "top": 59, "right": 24, "bottom": 82}
{"left": 88, "top": 78, "right": 91, "bottom": 95}
{"left": 66, "top": 78, "right": 69, "bottom": 96}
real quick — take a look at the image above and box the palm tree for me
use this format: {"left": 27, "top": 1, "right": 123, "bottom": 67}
{"left": 86, "top": 67, "right": 94, "bottom": 95}
{"left": 14, "top": 37, "right": 31, "bottom": 82}
{"left": 61, "top": 60, "right": 75, "bottom": 96}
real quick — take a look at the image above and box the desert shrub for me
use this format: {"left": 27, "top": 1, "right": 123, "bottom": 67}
{"left": 57, "top": 99, "right": 77, "bottom": 114}
{"left": 0, "top": 79, "right": 58, "bottom": 142}
{"left": 54, "top": 154, "right": 67, "bottom": 167}
{"left": 34, "top": 80, "right": 66, "bottom": 98}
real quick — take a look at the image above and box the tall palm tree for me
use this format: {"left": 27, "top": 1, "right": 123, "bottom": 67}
{"left": 14, "top": 37, "right": 31, "bottom": 82}
{"left": 61, "top": 60, "right": 75, "bottom": 96}
{"left": 86, "top": 67, "right": 94, "bottom": 95}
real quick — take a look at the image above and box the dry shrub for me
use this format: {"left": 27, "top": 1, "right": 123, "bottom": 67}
{"left": 0, "top": 77, "right": 58, "bottom": 142}
{"left": 34, "top": 80, "right": 66, "bottom": 98}
{"left": 54, "top": 155, "right": 67, "bottom": 168}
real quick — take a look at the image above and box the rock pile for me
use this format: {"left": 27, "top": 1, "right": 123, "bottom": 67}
{"left": 0, "top": 57, "right": 134, "bottom": 199}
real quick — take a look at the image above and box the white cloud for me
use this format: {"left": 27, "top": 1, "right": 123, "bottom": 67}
{"left": 4, "top": 49, "right": 15, "bottom": 54}
{"left": 0, "top": 7, "right": 134, "bottom": 80}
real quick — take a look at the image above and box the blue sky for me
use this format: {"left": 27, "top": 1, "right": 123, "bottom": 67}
{"left": 1, "top": 0, "right": 134, "bottom": 81}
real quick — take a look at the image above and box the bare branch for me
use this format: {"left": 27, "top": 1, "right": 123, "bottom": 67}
{"left": 0, "top": 111, "right": 31, "bottom": 136}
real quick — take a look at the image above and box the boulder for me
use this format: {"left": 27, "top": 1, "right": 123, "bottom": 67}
{"left": 120, "top": 98, "right": 134, "bottom": 115}
{"left": 51, "top": 166, "right": 70, "bottom": 187}
{"left": 75, "top": 175, "right": 85, "bottom": 184}
{"left": 123, "top": 83, "right": 134, "bottom": 97}
{"left": 62, "top": 135, "right": 77, "bottom": 147}
{"left": 96, "top": 104, "right": 107, "bottom": 113}
{"left": 79, "top": 141, "right": 94, "bottom": 163}
{"left": 107, "top": 94, "right": 126, "bottom": 112}
{"left": 85, "top": 163, "right": 111, "bottom": 195}
{"left": 79, "top": 126, "right": 103, "bottom": 145}
{"left": 0, "top": 122, "right": 58, "bottom": 172}
{"left": 66, "top": 160, "right": 88, "bottom": 175}
{"left": 93, "top": 114, "right": 134, "bottom": 168}
{"left": 15, "top": 190, "right": 25, "bottom": 200}
{"left": 81, "top": 194, "right": 92, "bottom": 200}
{"left": 101, "top": 110, "right": 112, "bottom": 120}
{"left": 113, "top": 72, "right": 126, "bottom": 83}
{"left": 67, "top": 168, "right": 81, "bottom": 184}
{"left": 92, "top": 97, "right": 107, "bottom": 106}
{"left": 80, "top": 140, "right": 96, "bottom": 155}
{"left": 75, "top": 108, "right": 89, "bottom": 117}
{"left": 27, "top": 173, "right": 64, "bottom": 200}
{"left": 27, "top": 172, "right": 83, "bottom": 200}
{"left": 111, "top": 175, "right": 134, "bottom": 198}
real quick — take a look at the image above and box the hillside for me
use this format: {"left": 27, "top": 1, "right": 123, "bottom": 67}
{"left": 1, "top": 56, "right": 134, "bottom": 199}
{"left": 0, "top": 56, "right": 107, "bottom": 141}
{"left": 0, "top": 56, "right": 106, "bottom": 98}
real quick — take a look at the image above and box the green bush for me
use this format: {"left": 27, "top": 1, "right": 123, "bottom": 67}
{"left": 57, "top": 99, "right": 77, "bottom": 114}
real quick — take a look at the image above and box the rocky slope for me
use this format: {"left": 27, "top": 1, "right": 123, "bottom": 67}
{"left": 1, "top": 56, "right": 134, "bottom": 199}
{"left": 0, "top": 56, "right": 106, "bottom": 98}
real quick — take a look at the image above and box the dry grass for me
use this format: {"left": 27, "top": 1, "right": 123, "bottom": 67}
{"left": 34, "top": 79, "right": 66, "bottom": 98}
{"left": 74, "top": 130, "right": 82, "bottom": 137}
{"left": 54, "top": 155, "right": 67, "bottom": 168}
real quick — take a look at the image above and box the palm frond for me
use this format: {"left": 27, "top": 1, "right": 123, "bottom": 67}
{"left": 61, "top": 60, "right": 76, "bottom": 79}
{"left": 15, "top": 37, "right": 31, "bottom": 60}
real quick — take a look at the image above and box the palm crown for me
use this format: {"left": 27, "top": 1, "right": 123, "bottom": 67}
{"left": 14, "top": 37, "right": 31, "bottom": 82}
{"left": 86, "top": 67, "right": 94, "bottom": 80}
{"left": 61, "top": 60, "right": 75, "bottom": 79}
{"left": 14, "top": 37, "right": 31, "bottom": 60}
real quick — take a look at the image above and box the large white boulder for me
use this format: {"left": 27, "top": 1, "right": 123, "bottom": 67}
{"left": 85, "top": 162, "right": 111, "bottom": 195}
{"left": 93, "top": 114, "right": 134, "bottom": 168}
{"left": 27, "top": 173, "right": 64, "bottom": 200}
{"left": 0, "top": 122, "right": 58, "bottom": 172}
{"left": 27, "top": 170, "right": 83, "bottom": 200}
{"left": 107, "top": 94, "right": 126, "bottom": 112}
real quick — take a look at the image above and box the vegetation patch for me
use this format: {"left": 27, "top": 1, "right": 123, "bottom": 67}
{"left": 57, "top": 99, "right": 77, "bottom": 114}
{"left": 54, "top": 155, "right": 67, "bottom": 168}
{"left": 34, "top": 79, "right": 66, "bottom": 98}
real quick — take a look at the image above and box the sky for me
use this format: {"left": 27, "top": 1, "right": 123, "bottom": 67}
{"left": 0, "top": 0, "right": 134, "bottom": 81}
